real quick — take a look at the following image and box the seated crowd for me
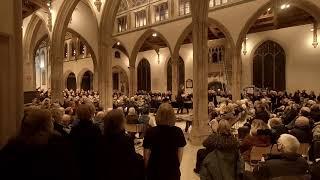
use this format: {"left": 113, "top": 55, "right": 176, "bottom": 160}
{"left": 195, "top": 89, "right": 320, "bottom": 180}
{"left": 2, "top": 88, "right": 320, "bottom": 180}
{"left": 0, "top": 98, "right": 186, "bottom": 180}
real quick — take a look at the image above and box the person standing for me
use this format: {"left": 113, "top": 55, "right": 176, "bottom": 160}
{"left": 143, "top": 103, "right": 186, "bottom": 180}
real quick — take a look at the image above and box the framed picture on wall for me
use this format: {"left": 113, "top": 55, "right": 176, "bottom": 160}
{"left": 186, "top": 79, "right": 193, "bottom": 88}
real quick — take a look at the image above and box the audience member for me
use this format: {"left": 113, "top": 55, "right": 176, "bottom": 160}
{"left": 240, "top": 119, "right": 271, "bottom": 161}
{"left": 0, "top": 109, "right": 77, "bottom": 180}
{"left": 69, "top": 104, "right": 102, "bottom": 180}
{"left": 195, "top": 120, "right": 244, "bottom": 180}
{"left": 252, "top": 134, "right": 309, "bottom": 179}
{"left": 269, "top": 118, "right": 288, "bottom": 144}
{"left": 143, "top": 103, "right": 186, "bottom": 180}
{"left": 97, "top": 109, "right": 144, "bottom": 180}
{"left": 127, "top": 107, "right": 139, "bottom": 124}
{"left": 289, "top": 116, "right": 312, "bottom": 143}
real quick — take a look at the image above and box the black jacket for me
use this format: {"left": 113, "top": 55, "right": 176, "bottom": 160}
{"left": 97, "top": 132, "right": 144, "bottom": 180}
{"left": 253, "top": 153, "right": 309, "bottom": 179}
{"left": 69, "top": 120, "right": 102, "bottom": 180}
{"left": 289, "top": 126, "right": 312, "bottom": 144}
{"left": 0, "top": 134, "right": 78, "bottom": 180}
{"left": 255, "top": 110, "right": 270, "bottom": 123}
{"left": 270, "top": 125, "right": 288, "bottom": 144}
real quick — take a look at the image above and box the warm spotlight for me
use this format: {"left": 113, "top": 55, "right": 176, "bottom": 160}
{"left": 117, "top": 42, "right": 121, "bottom": 46}
{"left": 152, "top": 33, "right": 157, "bottom": 37}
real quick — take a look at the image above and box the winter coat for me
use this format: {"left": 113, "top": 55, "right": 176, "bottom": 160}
{"left": 200, "top": 133, "right": 244, "bottom": 180}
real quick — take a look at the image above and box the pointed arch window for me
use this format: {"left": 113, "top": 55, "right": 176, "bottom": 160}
{"left": 135, "top": 10, "right": 147, "bottom": 28}
{"left": 117, "top": 16, "right": 128, "bottom": 32}
{"left": 179, "top": 0, "right": 190, "bottom": 16}
{"left": 167, "top": 57, "right": 185, "bottom": 91}
{"left": 155, "top": 2, "right": 169, "bottom": 22}
{"left": 253, "top": 40, "right": 286, "bottom": 90}
{"left": 137, "top": 59, "right": 151, "bottom": 91}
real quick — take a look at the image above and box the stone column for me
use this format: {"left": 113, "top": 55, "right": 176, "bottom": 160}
{"left": 232, "top": 53, "right": 241, "bottom": 100}
{"left": 0, "top": 0, "right": 23, "bottom": 147}
{"left": 189, "top": 0, "right": 211, "bottom": 145}
{"left": 50, "top": 52, "right": 64, "bottom": 104}
{"left": 93, "top": 68, "right": 99, "bottom": 92}
{"left": 129, "top": 66, "right": 136, "bottom": 97}
{"left": 99, "top": 41, "right": 113, "bottom": 109}
{"left": 171, "top": 55, "right": 179, "bottom": 99}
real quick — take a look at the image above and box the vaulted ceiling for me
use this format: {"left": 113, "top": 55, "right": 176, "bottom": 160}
{"left": 22, "top": 0, "right": 50, "bottom": 18}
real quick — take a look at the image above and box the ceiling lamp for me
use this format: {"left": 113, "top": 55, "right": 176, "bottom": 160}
{"left": 280, "top": 4, "right": 290, "bottom": 10}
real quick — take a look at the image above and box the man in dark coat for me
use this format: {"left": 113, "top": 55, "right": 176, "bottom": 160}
{"left": 69, "top": 104, "right": 102, "bottom": 180}
{"left": 253, "top": 134, "right": 309, "bottom": 179}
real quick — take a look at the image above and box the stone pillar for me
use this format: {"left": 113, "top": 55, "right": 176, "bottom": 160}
{"left": 129, "top": 66, "right": 136, "bottom": 97}
{"left": 0, "top": 0, "right": 23, "bottom": 147}
{"left": 99, "top": 42, "right": 113, "bottom": 109}
{"left": 189, "top": 0, "right": 211, "bottom": 145}
{"left": 171, "top": 55, "right": 179, "bottom": 99}
{"left": 93, "top": 68, "right": 99, "bottom": 92}
{"left": 232, "top": 53, "right": 241, "bottom": 100}
{"left": 50, "top": 53, "right": 64, "bottom": 104}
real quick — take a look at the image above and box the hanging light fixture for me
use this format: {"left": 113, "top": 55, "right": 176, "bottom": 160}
{"left": 243, "top": 37, "right": 248, "bottom": 55}
{"left": 312, "top": 22, "right": 318, "bottom": 48}
{"left": 155, "top": 48, "right": 160, "bottom": 64}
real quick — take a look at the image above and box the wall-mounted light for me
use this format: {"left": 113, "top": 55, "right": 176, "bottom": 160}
{"left": 243, "top": 36, "right": 248, "bottom": 55}
{"left": 152, "top": 33, "right": 157, "bottom": 37}
{"left": 312, "top": 22, "right": 318, "bottom": 48}
{"left": 40, "top": 60, "right": 45, "bottom": 69}
{"left": 155, "top": 48, "right": 160, "bottom": 64}
{"left": 117, "top": 42, "right": 121, "bottom": 46}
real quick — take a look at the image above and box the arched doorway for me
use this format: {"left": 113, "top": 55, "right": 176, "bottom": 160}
{"left": 137, "top": 59, "right": 151, "bottom": 91}
{"left": 253, "top": 41, "right": 285, "bottom": 91}
{"left": 66, "top": 72, "right": 77, "bottom": 90}
{"left": 81, "top": 71, "right": 94, "bottom": 91}
{"left": 167, "top": 57, "right": 185, "bottom": 91}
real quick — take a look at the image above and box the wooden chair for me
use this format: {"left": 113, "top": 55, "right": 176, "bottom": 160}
{"left": 125, "top": 124, "right": 145, "bottom": 134}
{"left": 250, "top": 146, "right": 272, "bottom": 166}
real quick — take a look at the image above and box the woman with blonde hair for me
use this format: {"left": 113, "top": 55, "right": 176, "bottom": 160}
{"left": 143, "top": 103, "right": 186, "bottom": 180}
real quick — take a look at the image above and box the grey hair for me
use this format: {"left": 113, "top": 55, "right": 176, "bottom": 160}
{"left": 278, "top": 134, "right": 300, "bottom": 153}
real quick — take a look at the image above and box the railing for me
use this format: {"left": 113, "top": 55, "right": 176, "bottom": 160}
{"left": 114, "top": 0, "right": 251, "bottom": 36}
